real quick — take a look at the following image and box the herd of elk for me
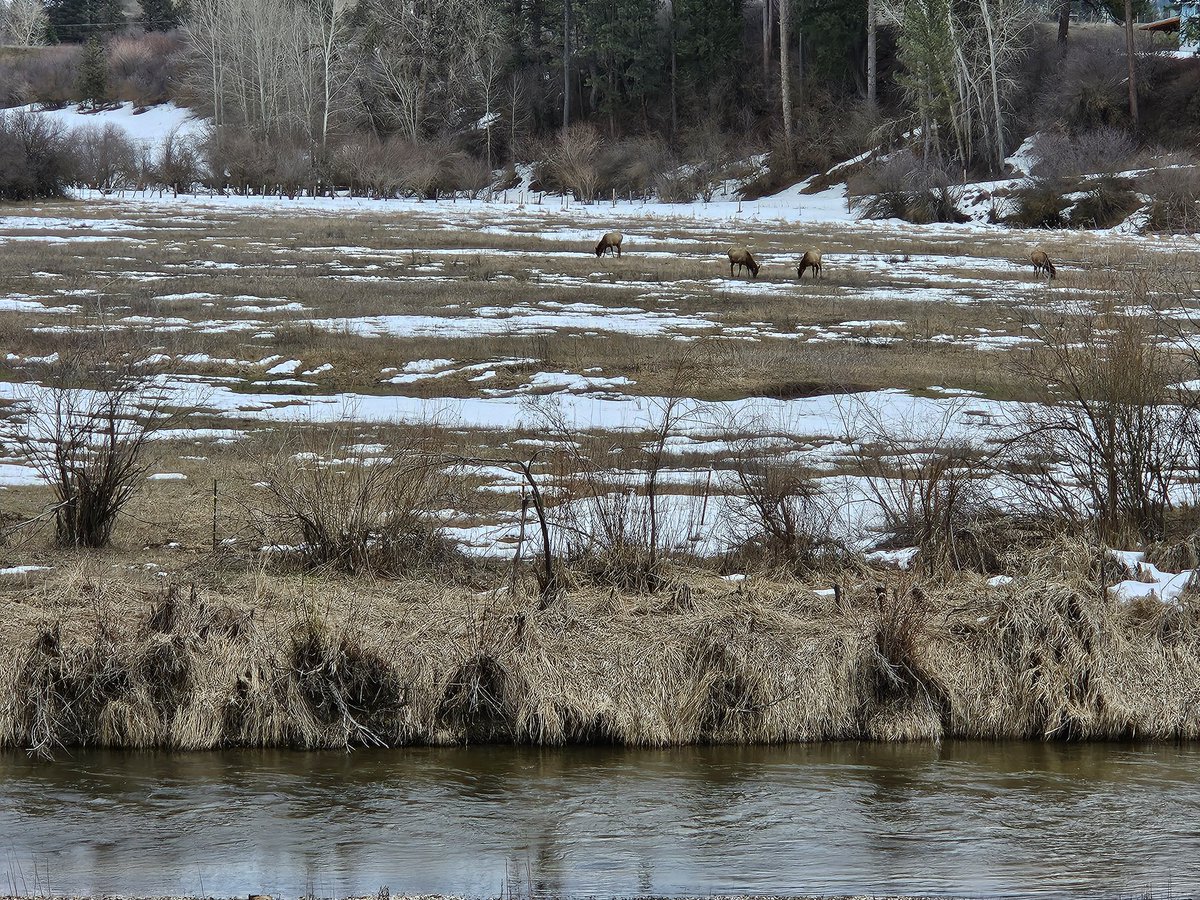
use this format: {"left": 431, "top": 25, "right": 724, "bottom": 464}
{"left": 593, "top": 232, "right": 1061, "bottom": 282}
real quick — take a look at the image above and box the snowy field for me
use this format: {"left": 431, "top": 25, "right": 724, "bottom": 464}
{"left": 0, "top": 186, "right": 1198, "bottom": 569}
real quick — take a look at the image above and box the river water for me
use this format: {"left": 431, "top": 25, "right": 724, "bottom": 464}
{"left": 0, "top": 741, "right": 1197, "bottom": 898}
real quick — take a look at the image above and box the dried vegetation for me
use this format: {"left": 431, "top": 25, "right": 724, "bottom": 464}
{"left": 4, "top": 536, "right": 1200, "bottom": 756}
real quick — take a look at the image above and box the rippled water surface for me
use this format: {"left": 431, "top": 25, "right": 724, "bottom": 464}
{"left": 1, "top": 742, "right": 1198, "bottom": 897}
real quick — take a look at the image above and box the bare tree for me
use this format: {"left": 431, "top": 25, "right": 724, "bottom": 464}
{"left": 867, "top": 0, "right": 878, "bottom": 106}
{"left": 2, "top": 0, "right": 47, "bottom": 46}
{"left": 779, "top": 0, "right": 793, "bottom": 149}
{"left": 881, "top": 0, "right": 1033, "bottom": 171}
{"left": 845, "top": 396, "right": 1000, "bottom": 572}
{"left": 1123, "top": 0, "right": 1139, "bottom": 130}
{"left": 462, "top": 0, "right": 510, "bottom": 171}
{"left": 182, "top": 0, "right": 228, "bottom": 127}
{"left": 368, "top": 0, "right": 477, "bottom": 141}
{"left": 309, "top": 0, "right": 358, "bottom": 148}
{"left": 562, "top": 0, "right": 571, "bottom": 128}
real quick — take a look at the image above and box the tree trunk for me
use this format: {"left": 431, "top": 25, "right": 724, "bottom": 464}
{"left": 867, "top": 0, "right": 877, "bottom": 106}
{"left": 562, "top": 0, "right": 571, "bottom": 129}
{"left": 979, "top": 0, "right": 1006, "bottom": 172}
{"left": 670, "top": 0, "right": 678, "bottom": 138}
{"left": 779, "top": 0, "right": 793, "bottom": 148}
{"left": 1124, "top": 0, "right": 1139, "bottom": 131}
{"left": 762, "top": 0, "right": 772, "bottom": 78}
{"left": 1057, "top": 0, "right": 1070, "bottom": 44}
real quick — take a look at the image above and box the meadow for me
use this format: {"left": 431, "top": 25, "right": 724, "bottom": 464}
{"left": 1, "top": 193, "right": 1199, "bottom": 753}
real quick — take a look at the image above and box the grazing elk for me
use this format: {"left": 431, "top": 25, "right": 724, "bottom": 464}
{"left": 1031, "top": 248, "right": 1056, "bottom": 280}
{"left": 728, "top": 246, "right": 760, "bottom": 278}
{"left": 797, "top": 249, "right": 823, "bottom": 279}
{"left": 595, "top": 231, "right": 623, "bottom": 258}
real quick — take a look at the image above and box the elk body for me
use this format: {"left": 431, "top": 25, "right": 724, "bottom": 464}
{"left": 595, "top": 231, "right": 623, "bottom": 258}
{"left": 728, "top": 246, "right": 760, "bottom": 278}
{"left": 797, "top": 249, "right": 822, "bottom": 279}
{"left": 1031, "top": 248, "right": 1056, "bottom": 279}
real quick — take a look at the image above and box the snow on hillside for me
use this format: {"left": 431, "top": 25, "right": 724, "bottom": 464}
{"left": 9, "top": 102, "right": 206, "bottom": 147}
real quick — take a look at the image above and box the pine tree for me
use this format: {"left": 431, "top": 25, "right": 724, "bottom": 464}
{"left": 577, "top": 0, "right": 662, "bottom": 130}
{"left": 139, "top": 0, "right": 180, "bottom": 31}
{"left": 674, "top": 0, "right": 743, "bottom": 102}
{"left": 76, "top": 35, "right": 109, "bottom": 109}
{"left": 47, "top": 0, "right": 125, "bottom": 42}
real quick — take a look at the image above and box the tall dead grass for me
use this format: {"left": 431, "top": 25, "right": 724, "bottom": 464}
{"left": 5, "top": 536, "right": 1200, "bottom": 755}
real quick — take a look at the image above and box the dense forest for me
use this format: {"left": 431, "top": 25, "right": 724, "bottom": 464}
{"left": 0, "top": 0, "right": 1199, "bottom": 217}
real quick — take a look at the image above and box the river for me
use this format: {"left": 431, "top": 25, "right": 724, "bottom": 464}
{"left": 1, "top": 741, "right": 1196, "bottom": 897}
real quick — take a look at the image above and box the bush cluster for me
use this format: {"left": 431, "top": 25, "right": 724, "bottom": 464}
{"left": 849, "top": 151, "right": 968, "bottom": 224}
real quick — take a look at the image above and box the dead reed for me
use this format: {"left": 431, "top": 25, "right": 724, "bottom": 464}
{"left": 4, "top": 538, "right": 1200, "bottom": 756}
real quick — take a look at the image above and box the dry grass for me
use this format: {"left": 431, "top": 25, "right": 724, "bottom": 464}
{"left": 2, "top": 535, "right": 1200, "bottom": 754}
{"left": 1, "top": 199, "right": 1198, "bottom": 411}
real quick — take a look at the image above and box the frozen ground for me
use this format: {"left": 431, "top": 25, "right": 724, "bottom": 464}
{"left": 0, "top": 189, "right": 1196, "bottom": 575}
{"left": 8, "top": 101, "right": 205, "bottom": 148}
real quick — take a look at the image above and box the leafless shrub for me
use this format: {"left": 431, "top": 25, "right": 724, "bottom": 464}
{"left": 849, "top": 150, "right": 967, "bottom": 224}
{"left": 1068, "top": 175, "right": 1140, "bottom": 229}
{"left": 2, "top": 352, "right": 176, "bottom": 548}
{"left": 152, "top": 126, "right": 205, "bottom": 189}
{"left": 1029, "top": 128, "right": 1137, "bottom": 180}
{"left": 69, "top": 122, "right": 138, "bottom": 190}
{"left": 1004, "top": 306, "right": 1199, "bottom": 544}
{"left": 595, "top": 135, "right": 674, "bottom": 199}
{"left": 107, "top": 33, "right": 181, "bottom": 107}
{"left": 0, "top": 109, "right": 72, "bottom": 200}
{"left": 544, "top": 123, "right": 602, "bottom": 202}
{"left": 1141, "top": 166, "right": 1200, "bottom": 234}
{"left": 1033, "top": 30, "right": 1129, "bottom": 132}
{"left": 244, "top": 421, "right": 464, "bottom": 576}
{"left": 535, "top": 396, "right": 696, "bottom": 592}
{"left": 0, "top": 45, "right": 79, "bottom": 107}
{"left": 846, "top": 398, "right": 1001, "bottom": 573}
{"left": 727, "top": 454, "right": 848, "bottom": 572}
{"left": 654, "top": 169, "right": 703, "bottom": 203}
{"left": 1005, "top": 177, "right": 1070, "bottom": 229}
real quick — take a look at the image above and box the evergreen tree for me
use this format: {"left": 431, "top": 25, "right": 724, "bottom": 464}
{"left": 140, "top": 0, "right": 181, "bottom": 31}
{"left": 674, "top": 0, "right": 744, "bottom": 107}
{"left": 577, "top": 0, "right": 663, "bottom": 129}
{"left": 796, "top": 0, "right": 868, "bottom": 93}
{"left": 47, "top": 0, "right": 125, "bottom": 42}
{"left": 76, "top": 35, "right": 109, "bottom": 108}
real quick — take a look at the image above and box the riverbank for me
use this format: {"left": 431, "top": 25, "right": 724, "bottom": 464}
{"left": 2, "top": 541, "right": 1197, "bottom": 754}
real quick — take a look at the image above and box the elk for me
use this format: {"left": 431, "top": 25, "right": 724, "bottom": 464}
{"left": 728, "top": 246, "right": 760, "bottom": 278}
{"left": 797, "top": 249, "right": 822, "bottom": 279}
{"left": 595, "top": 231, "right": 623, "bottom": 258}
{"left": 1031, "top": 248, "right": 1056, "bottom": 280}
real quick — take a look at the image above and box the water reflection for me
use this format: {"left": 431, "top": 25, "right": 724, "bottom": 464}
{"left": 0, "top": 742, "right": 1198, "bottom": 897}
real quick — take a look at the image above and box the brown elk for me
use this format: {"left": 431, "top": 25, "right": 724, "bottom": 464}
{"left": 595, "top": 231, "right": 623, "bottom": 258}
{"left": 1031, "top": 248, "right": 1056, "bottom": 280}
{"left": 728, "top": 246, "right": 760, "bottom": 278}
{"left": 797, "top": 249, "right": 822, "bottom": 279}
